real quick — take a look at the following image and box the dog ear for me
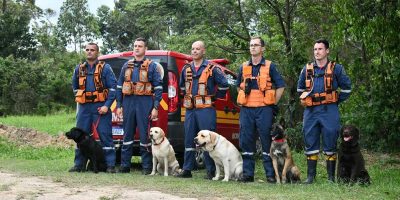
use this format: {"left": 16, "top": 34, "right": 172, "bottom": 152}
{"left": 160, "top": 128, "right": 165, "bottom": 137}
{"left": 210, "top": 131, "right": 217, "bottom": 144}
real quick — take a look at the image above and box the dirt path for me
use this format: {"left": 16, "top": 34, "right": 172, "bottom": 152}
{"left": 0, "top": 171, "right": 197, "bottom": 200}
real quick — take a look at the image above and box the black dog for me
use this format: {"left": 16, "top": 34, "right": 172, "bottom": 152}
{"left": 337, "top": 125, "right": 370, "bottom": 185}
{"left": 65, "top": 127, "right": 107, "bottom": 173}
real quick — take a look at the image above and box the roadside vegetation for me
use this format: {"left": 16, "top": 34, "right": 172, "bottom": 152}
{"left": 0, "top": 114, "right": 399, "bottom": 199}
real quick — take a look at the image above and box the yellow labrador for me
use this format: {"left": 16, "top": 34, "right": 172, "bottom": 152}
{"left": 194, "top": 130, "right": 243, "bottom": 182}
{"left": 149, "top": 127, "right": 181, "bottom": 176}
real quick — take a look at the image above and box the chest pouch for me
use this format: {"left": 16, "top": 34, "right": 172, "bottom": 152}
{"left": 237, "top": 90, "right": 247, "bottom": 105}
{"left": 139, "top": 68, "right": 148, "bottom": 82}
{"left": 122, "top": 68, "right": 134, "bottom": 95}
{"left": 183, "top": 94, "right": 193, "bottom": 109}
{"left": 257, "top": 76, "right": 272, "bottom": 92}
{"left": 263, "top": 89, "right": 276, "bottom": 105}
{"left": 194, "top": 95, "right": 212, "bottom": 109}
{"left": 75, "top": 90, "right": 86, "bottom": 104}
{"left": 198, "top": 83, "right": 206, "bottom": 96}
{"left": 300, "top": 92, "right": 313, "bottom": 107}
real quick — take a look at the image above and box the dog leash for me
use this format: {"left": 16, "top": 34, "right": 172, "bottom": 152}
{"left": 91, "top": 115, "right": 101, "bottom": 140}
{"left": 145, "top": 114, "right": 153, "bottom": 152}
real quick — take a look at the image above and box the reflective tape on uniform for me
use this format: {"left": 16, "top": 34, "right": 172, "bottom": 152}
{"left": 185, "top": 148, "right": 196, "bottom": 152}
{"left": 140, "top": 142, "right": 151, "bottom": 147}
{"left": 109, "top": 88, "right": 116, "bottom": 91}
{"left": 305, "top": 150, "right": 319, "bottom": 155}
{"left": 297, "top": 88, "right": 305, "bottom": 92}
{"left": 73, "top": 89, "right": 78, "bottom": 93}
{"left": 341, "top": 89, "right": 351, "bottom": 93}
{"left": 102, "top": 147, "right": 115, "bottom": 150}
{"left": 117, "top": 85, "right": 123, "bottom": 89}
{"left": 242, "top": 152, "right": 254, "bottom": 155}
{"left": 218, "top": 86, "right": 229, "bottom": 90}
{"left": 154, "top": 86, "right": 163, "bottom": 90}
{"left": 123, "top": 141, "right": 133, "bottom": 145}
{"left": 180, "top": 87, "right": 185, "bottom": 91}
{"left": 262, "top": 152, "right": 270, "bottom": 156}
{"left": 324, "top": 151, "right": 336, "bottom": 155}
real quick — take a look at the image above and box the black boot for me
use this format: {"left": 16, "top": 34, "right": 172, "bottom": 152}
{"left": 304, "top": 160, "right": 317, "bottom": 184}
{"left": 326, "top": 160, "right": 336, "bottom": 183}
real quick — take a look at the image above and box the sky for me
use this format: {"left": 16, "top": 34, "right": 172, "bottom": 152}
{"left": 35, "top": 0, "right": 116, "bottom": 23}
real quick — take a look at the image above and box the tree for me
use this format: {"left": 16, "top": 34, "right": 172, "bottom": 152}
{"left": 57, "top": 0, "right": 99, "bottom": 52}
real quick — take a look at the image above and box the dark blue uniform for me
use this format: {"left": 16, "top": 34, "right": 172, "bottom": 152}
{"left": 72, "top": 60, "right": 117, "bottom": 169}
{"left": 297, "top": 61, "right": 351, "bottom": 156}
{"left": 116, "top": 58, "right": 162, "bottom": 171}
{"left": 236, "top": 58, "right": 285, "bottom": 179}
{"left": 179, "top": 60, "right": 229, "bottom": 173}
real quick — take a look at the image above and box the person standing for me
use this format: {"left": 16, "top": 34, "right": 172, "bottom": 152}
{"left": 236, "top": 36, "right": 285, "bottom": 183}
{"left": 71, "top": 42, "right": 117, "bottom": 173}
{"left": 175, "top": 41, "right": 229, "bottom": 179}
{"left": 116, "top": 38, "right": 163, "bottom": 174}
{"left": 297, "top": 39, "right": 352, "bottom": 184}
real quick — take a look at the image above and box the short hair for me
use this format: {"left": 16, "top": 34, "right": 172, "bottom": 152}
{"left": 135, "top": 37, "right": 147, "bottom": 47}
{"left": 315, "top": 39, "right": 329, "bottom": 49}
{"left": 250, "top": 36, "right": 265, "bottom": 47}
{"left": 86, "top": 42, "right": 99, "bottom": 52}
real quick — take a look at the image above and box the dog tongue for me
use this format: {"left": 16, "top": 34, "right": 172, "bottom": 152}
{"left": 344, "top": 136, "right": 352, "bottom": 142}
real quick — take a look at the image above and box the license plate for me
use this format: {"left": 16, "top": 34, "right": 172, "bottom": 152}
{"left": 112, "top": 127, "right": 124, "bottom": 135}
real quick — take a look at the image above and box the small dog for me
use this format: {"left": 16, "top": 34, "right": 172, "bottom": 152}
{"left": 337, "top": 125, "right": 370, "bottom": 185}
{"left": 65, "top": 127, "right": 107, "bottom": 173}
{"left": 270, "top": 124, "right": 301, "bottom": 184}
{"left": 149, "top": 127, "right": 181, "bottom": 176}
{"left": 194, "top": 130, "right": 243, "bottom": 182}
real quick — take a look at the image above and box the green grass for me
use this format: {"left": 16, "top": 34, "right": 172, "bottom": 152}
{"left": 0, "top": 112, "right": 76, "bottom": 135}
{"left": 0, "top": 113, "right": 399, "bottom": 199}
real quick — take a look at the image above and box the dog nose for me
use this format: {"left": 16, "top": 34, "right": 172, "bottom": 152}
{"left": 194, "top": 138, "right": 198, "bottom": 143}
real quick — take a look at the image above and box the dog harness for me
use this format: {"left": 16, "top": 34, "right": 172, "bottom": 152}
{"left": 75, "top": 61, "right": 108, "bottom": 103}
{"left": 237, "top": 60, "right": 276, "bottom": 107}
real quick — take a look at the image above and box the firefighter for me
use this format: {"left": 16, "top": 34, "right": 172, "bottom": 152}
{"left": 297, "top": 39, "right": 351, "bottom": 184}
{"left": 116, "top": 38, "right": 163, "bottom": 174}
{"left": 236, "top": 36, "right": 285, "bottom": 183}
{"left": 175, "top": 41, "right": 229, "bottom": 179}
{"left": 71, "top": 42, "right": 117, "bottom": 173}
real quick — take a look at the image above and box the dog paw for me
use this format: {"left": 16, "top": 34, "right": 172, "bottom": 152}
{"left": 222, "top": 178, "right": 229, "bottom": 182}
{"left": 212, "top": 177, "right": 219, "bottom": 181}
{"left": 150, "top": 172, "right": 156, "bottom": 176}
{"left": 164, "top": 173, "right": 168, "bottom": 177}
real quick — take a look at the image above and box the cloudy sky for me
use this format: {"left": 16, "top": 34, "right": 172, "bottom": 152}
{"left": 35, "top": 0, "right": 115, "bottom": 23}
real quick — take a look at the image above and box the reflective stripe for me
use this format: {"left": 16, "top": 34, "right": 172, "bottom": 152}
{"left": 109, "top": 88, "right": 116, "bottom": 91}
{"left": 341, "top": 89, "right": 351, "bottom": 93}
{"left": 262, "top": 152, "right": 270, "bottom": 156}
{"left": 297, "top": 88, "right": 305, "bottom": 92}
{"left": 218, "top": 87, "right": 229, "bottom": 90}
{"left": 242, "top": 152, "right": 254, "bottom": 155}
{"left": 123, "top": 141, "right": 133, "bottom": 145}
{"left": 180, "top": 87, "right": 185, "bottom": 91}
{"left": 73, "top": 89, "right": 78, "bottom": 93}
{"left": 117, "top": 85, "right": 123, "bottom": 89}
{"left": 154, "top": 86, "right": 163, "bottom": 90}
{"left": 140, "top": 142, "right": 152, "bottom": 147}
{"left": 185, "top": 148, "right": 196, "bottom": 152}
{"left": 305, "top": 150, "right": 319, "bottom": 155}
{"left": 324, "top": 151, "right": 336, "bottom": 156}
{"left": 102, "top": 147, "right": 115, "bottom": 150}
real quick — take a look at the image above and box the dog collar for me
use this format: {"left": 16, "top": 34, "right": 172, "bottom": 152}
{"left": 211, "top": 135, "right": 220, "bottom": 151}
{"left": 153, "top": 137, "right": 165, "bottom": 145}
{"left": 274, "top": 138, "right": 285, "bottom": 143}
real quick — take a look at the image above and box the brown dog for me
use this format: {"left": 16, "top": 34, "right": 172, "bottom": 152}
{"left": 149, "top": 127, "right": 181, "bottom": 176}
{"left": 270, "top": 124, "right": 301, "bottom": 184}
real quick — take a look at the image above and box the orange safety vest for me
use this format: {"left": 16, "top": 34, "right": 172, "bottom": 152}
{"left": 237, "top": 60, "right": 276, "bottom": 107}
{"left": 75, "top": 61, "right": 108, "bottom": 103}
{"left": 299, "top": 61, "right": 338, "bottom": 107}
{"left": 183, "top": 62, "right": 217, "bottom": 109}
{"left": 122, "top": 59, "right": 153, "bottom": 96}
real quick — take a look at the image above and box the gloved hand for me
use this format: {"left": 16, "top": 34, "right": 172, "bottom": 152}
{"left": 271, "top": 105, "right": 279, "bottom": 117}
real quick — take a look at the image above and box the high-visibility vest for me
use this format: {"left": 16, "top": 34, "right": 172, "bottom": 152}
{"left": 122, "top": 59, "right": 153, "bottom": 96}
{"left": 75, "top": 61, "right": 108, "bottom": 103}
{"left": 183, "top": 62, "right": 217, "bottom": 109}
{"left": 237, "top": 60, "right": 276, "bottom": 107}
{"left": 300, "top": 61, "right": 338, "bottom": 107}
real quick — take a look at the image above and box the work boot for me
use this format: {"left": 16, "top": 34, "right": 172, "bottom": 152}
{"left": 106, "top": 166, "right": 116, "bottom": 173}
{"left": 204, "top": 171, "right": 216, "bottom": 180}
{"left": 304, "top": 160, "right": 317, "bottom": 184}
{"left": 238, "top": 175, "right": 254, "bottom": 183}
{"left": 326, "top": 160, "right": 336, "bottom": 183}
{"left": 175, "top": 170, "right": 192, "bottom": 178}
{"left": 118, "top": 167, "right": 130, "bottom": 173}
{"left": 266, "top": 176, "right": 276, "bottom": 184}
{"left": 142, "top": 168, "right": 152, "bottom": 175}
{"left": 68, "top": 166, "right": 85, "bottom": 172}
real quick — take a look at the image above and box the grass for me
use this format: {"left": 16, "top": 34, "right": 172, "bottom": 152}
{"left": 0, "top": 112, "right": 76, "bottom": 135}
{"left": 0, "top": 113, "right": 399, "bottom": 199}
